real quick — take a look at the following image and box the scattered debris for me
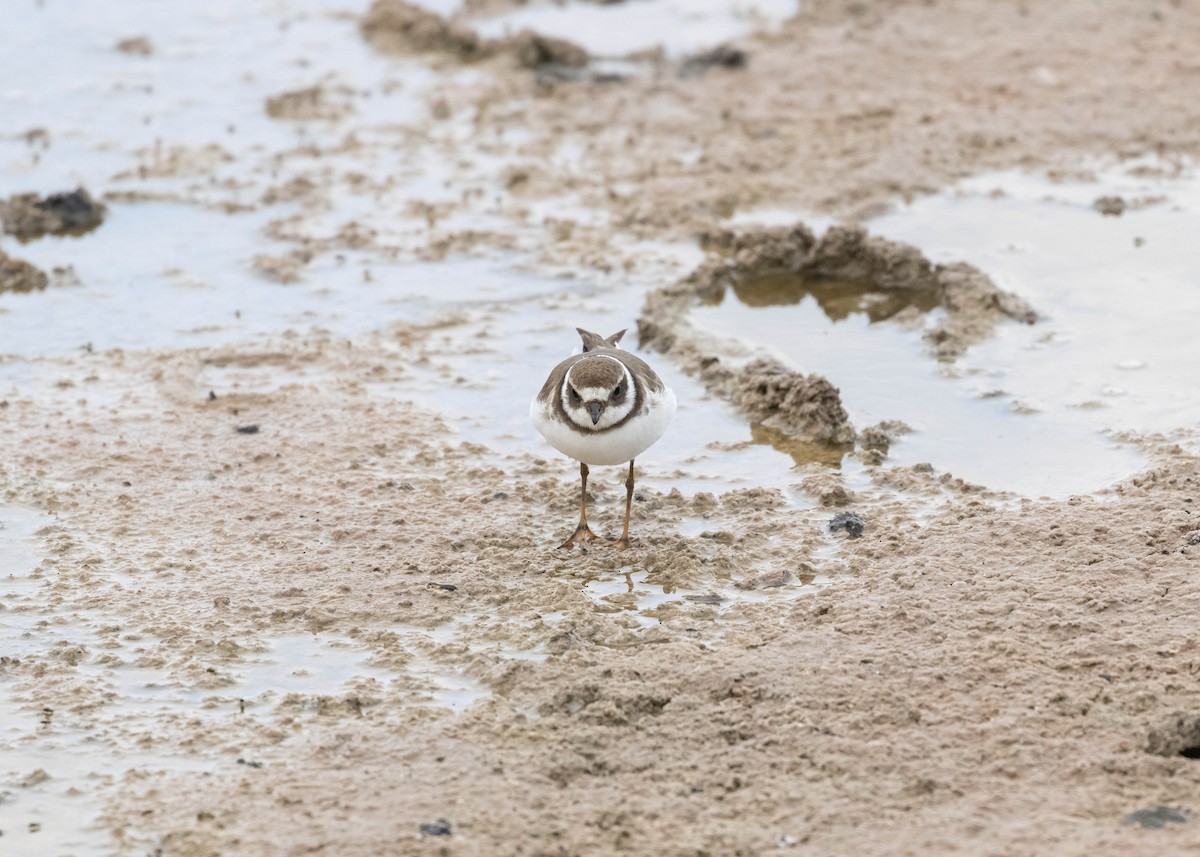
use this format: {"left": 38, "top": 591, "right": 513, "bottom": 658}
{"left": 427, "top": 582, "right": 458, "bottom": 592}
{"left": 265, "top": 86, "right": 353, "bottom": 122}
{"left": 829, "top": 512, "right": 866, "bottom": 538}
{"left": 236, "top": 758, "right": 264, "bottom": 769}
{"left": 1, "top": 188, "right": 106, "bottom": 240}
{"left": 236, "top": 425, "right": 260, "bottom": 435}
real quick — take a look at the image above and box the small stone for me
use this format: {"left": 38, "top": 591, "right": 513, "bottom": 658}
{"left": 1124, "top": 805, "right": 1187, "bottom": 829}
{"left": 829, "top": 512, "right": 865, "bottom": 538}
{"left": 420, "top": 818, "right": 452, "bottom": 836}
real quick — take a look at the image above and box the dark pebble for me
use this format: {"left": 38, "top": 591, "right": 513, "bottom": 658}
{"left": 830, "top": 512, "right": 866, "bottom": 538}
{"left": 420, "top": 819, "right": 452, "bottom": 837}
{"left": 236, "top": 424, "right": 260, "bottom": 435}
{"left": 1124, "top": 805, "right": 1187, "bottom": 828}
{"left": 680, "top": 44, "right": 748, "bottom": 78}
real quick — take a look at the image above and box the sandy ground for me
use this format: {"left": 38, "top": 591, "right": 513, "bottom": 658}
{"left": 5, "top": 0, "right": 1200, "bottom": 855}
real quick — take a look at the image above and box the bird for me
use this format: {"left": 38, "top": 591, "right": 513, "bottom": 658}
{"left": 530, "top": 327, "right": 677, "bottom": 549}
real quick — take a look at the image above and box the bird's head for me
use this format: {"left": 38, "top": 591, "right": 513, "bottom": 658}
{"left": 562, "top": 356, "right": 633, "bottom": 430}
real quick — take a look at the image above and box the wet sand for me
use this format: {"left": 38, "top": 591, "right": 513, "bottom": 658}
{"left": 3, "top": 1, "right": 1200, "bottom": 855}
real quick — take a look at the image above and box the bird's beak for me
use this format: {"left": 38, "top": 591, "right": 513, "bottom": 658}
{"left": 588, "top": 402, "right": 603, "bottom": 425}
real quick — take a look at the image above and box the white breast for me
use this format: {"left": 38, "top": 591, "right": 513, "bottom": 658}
{"left": 530, "top": 384, "right": 677, "bottom": 467}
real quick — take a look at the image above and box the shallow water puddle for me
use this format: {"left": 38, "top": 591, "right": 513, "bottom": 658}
{"left": 871, "top": 160, "right": 1200, "bottom": 441}
{"left": 581, "top": 566, "right": 826, "bottom": 632}
{"left": 696, "top": 163, "right": 1200, "bottom": 496}
{"left": 0, "top": 203, "right": 570, "bottom": 361}
{"left": 0, "top": 0, "right": 432, "bottom": 197}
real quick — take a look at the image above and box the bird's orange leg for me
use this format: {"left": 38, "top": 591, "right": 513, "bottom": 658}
{"left": 611, "top": 459, "right": 635, "bottom": 550}
{"left": 558, "top": 462, "right": 599, "bottom": 549}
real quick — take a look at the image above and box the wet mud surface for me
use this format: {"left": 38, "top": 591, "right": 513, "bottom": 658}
{"left": 4, "top": 1, "right": 1200, "bottom": 855}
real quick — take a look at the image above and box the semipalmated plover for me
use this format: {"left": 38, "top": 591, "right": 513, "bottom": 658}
{"left": 530, "top": 327, "right": 677, "bottom": 549}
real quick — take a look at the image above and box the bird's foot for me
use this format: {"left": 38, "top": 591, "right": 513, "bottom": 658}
{"left": 558, "top": 524, "right": 599, "bottom": 550}
{"left": 610, "top": 537, "right": 632, "bottom": 551}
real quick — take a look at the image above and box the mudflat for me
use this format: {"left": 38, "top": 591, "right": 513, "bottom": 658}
{"left": 2, "top": 1, "right": 1200, "bottom": 855}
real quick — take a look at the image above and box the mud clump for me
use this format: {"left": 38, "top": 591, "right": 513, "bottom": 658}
{"left": 801, "top": 224, "right": 934, "bottom": 290}
{"left": 857, "top": 420, "right": 910, "bottom": 466}
{"left": 115, "top": 36, "right": 154, "bottom": 56}
{"left": 1, "top": 188, "right": 106, "bottom": 240}
{"left": 1145, "top": 712, "right": 1200, "bottom": 757}
{"left": 251, "top": 249, "right": 312, "bottom": 284}
{"left": 507, "top": 31, "right": 589, "bottom": 69}
{"left": 361, "top": 0, "right": 589, "bottom": 70}
{"left": 0, "top": 250, "right": 49, "bottom": 293}
{"left": 361, "top": 0, "right": 486, "bottom": 58}
{"left": 731, "top": 357, "right": 855, "bottom": 444}
{"left": 680, "top": 44, "right": 748, "bottom": 78}
{"left": 1094, "top": 195, "right": 1126, "bottom": 216}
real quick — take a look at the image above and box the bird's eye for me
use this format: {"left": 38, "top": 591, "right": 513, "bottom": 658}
{"left": 612, "top": 385, "right": 622, "bottom": 398}
{"left": 569, "top": 387, "right": 581, "bottom": 403}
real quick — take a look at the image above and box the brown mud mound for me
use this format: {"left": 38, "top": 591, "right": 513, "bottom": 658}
{"left": 698, "top": 222, "right": 1037, "bottom": 359}
{"left": 730, "top": 356, "right": 854, "bottom": 444}
{"left": 0, "top": 249, "right": 49, "bottom": 293}
{"left": 360, "top": 0, "right": 485, "bottom": 57}
{"left": 1, "top": 188, "right": 106, "bottom": 240}
{"left": 639, "top": 221, "right": 1037, "bottom": 451}
{"left": 361, "top": 0, "right": 587, "bottom": 68}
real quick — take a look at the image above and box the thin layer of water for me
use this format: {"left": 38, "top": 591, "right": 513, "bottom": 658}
{"left": 872, "top": 160, "right": 1200, "bottom": 439}
{"left": 451, "top": 0, "right": 796, "bottom": 59}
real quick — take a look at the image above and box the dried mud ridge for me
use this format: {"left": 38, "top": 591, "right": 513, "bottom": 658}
{"left": 638, "top": 221, "right": 1037, "bottom": 453}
